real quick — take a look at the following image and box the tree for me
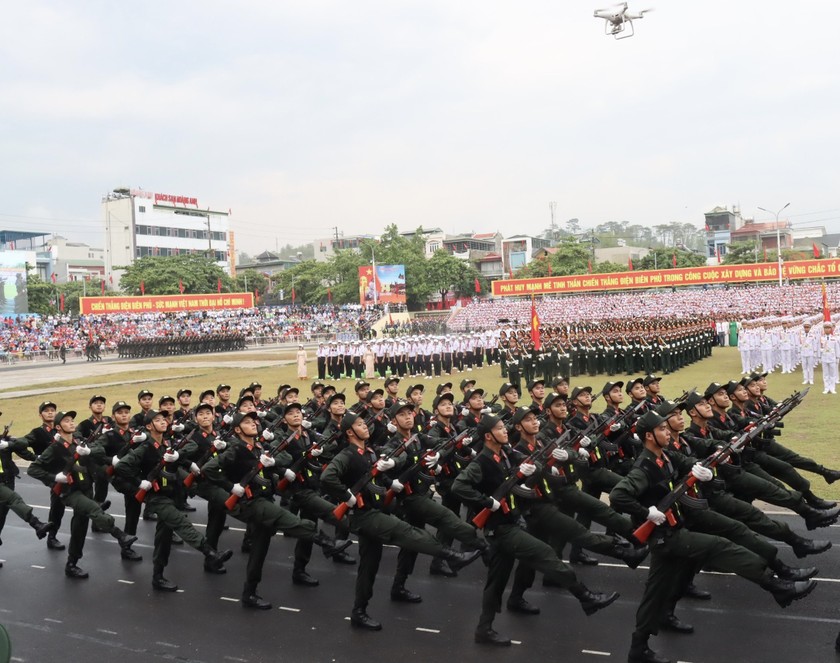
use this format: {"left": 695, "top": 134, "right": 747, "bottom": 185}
{"left": 119, "top": 254, "right": 229, "bottom": 295}
{"left": 636, "top": 248, "right": 707, "bottom": 271}
{"left": 426, "top": 250, "right": 485, "bottom": 301}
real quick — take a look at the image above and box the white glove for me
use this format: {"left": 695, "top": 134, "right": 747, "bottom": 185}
{"left": 171, "top": 423, "right": 185, "bottom": 433}
{"left": 480, "top": 407, "right": 492, "bottom": 414}
{"left": 259, "top": 453, "right": 276, "bottom": 467}
{"left": 550, "top": 466, "right": 561, "bottom": 476}
{"left": 579, "top": 435, "right": 592, "bottom": 448}
{"left": 213, "top": 439, "right": 227, "bottom": 451}
{"left": 111, "top": 455, "right": 120, "bottom": 467}
{"left": 691, "top": 463, "right": 713, "bottom": 482}
{"left": 231, "top": 483, "right": 246, "bottom": 497}
{"left": 387, "top": 422, "right": 397, "bottom": 434}
{"left": 76, "top": 444, "right": 92, "bottom": 456}
{"left": 647, "top": 506, "right": 667, "bottom": 525}
{"left": 551, "top": 447, "right": 569, "bottom": 462}
{"left": 577, "top": 448, "right": 590, "bottom": 461}
{"left": 163, "top": 450, "right": 179, "bottom": 463}
{"left": 261, "top": 430, "right": 275, "bottom": 442}
{"left": 102, "top": 425, "right": 113, "bottom": 433}
{"left": 519, "top": 462, "right": 537, "bottom": 477}
{"left": 257, "top": 410, "right": 267, "bottom": 419}
{"left": 390, "top": 479, "right": 404, "bottom": 493}
{"left": 54, "top": 433, "right": 62, "bottom": 442}
{"left": 461, "top": 436, "right": 472, "bottom": 446}
{"left": 460, "top": 407, "right": 470, "bottom": 417}
{"left": 301, "top": 420, "right": 312, "bottom": 430}
{"left": 470, "top": 448, "right": 478, "bottom": 458}
{"left": 283, "top": 468, "right": 296, "bottom": 482}
{"left": 376, "top": 457, "right": 396, "bottom": 472}
{"left": 0, "top": 440, "right": 9, "bottom": 451}
{"left": 424, "top": 451, "right": 441, "bottom": 468}
{"left": 610, "top": 423, "right": 622, "bottom": 432}
{"left": 190, "top": 462, "right": 201, "bottom": 475}
{"left": 489, "top": 498, "right": 501, "bottom": 512}
{"left": 139, "top": 479, "right": 152, "bottom": 492}
{"left": 54, "top": 472, "right": 69, "bottom": 484}
{"left": 132, "top": 432, "right": 146, "bottom": 443}
{"left": 310, "top": 446, "right": 323, "bottom": 457}
{"left": 222, "top": 414, "right": 234, "bottom": 425}
{"left": 345, "top": 493, "right": 357, "bottom": 507}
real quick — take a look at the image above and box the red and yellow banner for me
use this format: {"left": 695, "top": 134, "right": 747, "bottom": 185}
{"left": 80, "top": 292, "right": 255, "bottom": 315}
{"left": 492, "top": 259, "right": 840, "bottom": 297}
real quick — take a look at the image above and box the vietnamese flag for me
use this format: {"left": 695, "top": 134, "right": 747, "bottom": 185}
{"left": 51, "top": 272, "right": 57, "bottom": 284}
{"left": 530, "top": 297, "right": 541, "bottom": 350}
{"left": 509, "top": 266, "right": 514, "bottom": 279}
{"left": 587, "top": 259, "right": 592, "bottom": 274}
{"left": 254, "top": 289, "right": 259, "bottom": 304}
{"left": 628, "top": 257, "right": 634, "bottom": 271}
{"left": 217, "top": 278, "right": 222, "bottom": 293}
{"left": 327, "top": 286, "right": 332, "bottom": 302}
{"left": 292, "top": 287, "right": 296, "bottom": 304}
{"left": 59, "top": 293, "right": 65, "bottom": 312}
{"left": 178, "top": 279, "right": 184, "bottom": 294}
{"left": 100, "top": 280, "right": 105, "bottom": 295}
{"left": 823, "top": 283, "right": 831, "bottom": 322}
{"left": 140, "top": 281, "right": 145, "bottom": 295}
{"left": 813, "top": 242, "right": 821, "bottom": 258}
{"left": 716, "top": 246, "right": 721, "bottom": 264}
{"left": 109, "top": 275, "right": 113, "bottom": 285}
{"left": 474, "top": 277, "right": 481, "bottom": 293}
{"left": 672, "top": 254, "right": 677, "bottom": 268}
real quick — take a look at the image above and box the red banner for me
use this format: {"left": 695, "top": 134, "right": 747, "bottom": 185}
{"left": 491, "top": 259, "right": 840, "bottom": 297}
{"left": 80, "top": 292, "right": 255, "bottom": 315}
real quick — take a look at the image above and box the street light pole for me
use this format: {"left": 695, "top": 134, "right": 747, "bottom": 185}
{"left": 371, "top": 244, "right": 378, "bottom": 306}
{"left": 758, "top": 203, "right": 790, "bottom": 287}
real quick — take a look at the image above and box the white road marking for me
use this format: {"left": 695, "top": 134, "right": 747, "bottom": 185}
{"left": 97, "top": 629, "right": 118, "bottom": 635}
{"left": 31, "top": 565, "right": 45, "bottom": 569}
{"left": 221, "top": 597, "right": 239, "bottom": 602}
{"left": 582, "top": 650, "right": 611, "bottom": 656}
{"left": 278, "top": 606, "right": 300, "bottom": 612}
{"left": 117, "top": 579, "right": 134, "bottom": 585}
{"left": 511, "top": 640, "right": 522, "bottom": 645}
{"left": 44, "top": 618, "right": 62, "bottom": 624}
{"left": 415, "top": 627, "right": 440, "bottom": 634}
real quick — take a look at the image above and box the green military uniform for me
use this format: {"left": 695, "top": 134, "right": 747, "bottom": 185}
{"left": 0, "top": 437, "right": 52, "bottom": 554}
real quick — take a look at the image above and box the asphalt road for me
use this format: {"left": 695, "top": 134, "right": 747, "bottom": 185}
{"left": 1, "top": 477, "right": 839, "bottom": 663}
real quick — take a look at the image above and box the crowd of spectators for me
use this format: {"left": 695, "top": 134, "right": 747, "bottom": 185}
{"left": 446, "top": 282, "right": 840, "bottom": 331}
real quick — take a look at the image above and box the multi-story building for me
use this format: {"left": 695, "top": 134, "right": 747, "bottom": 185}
{"left": 102, "top": 187, "right": 231, "bottom": 286}
{"left": 41, "top": 235, "right": 104, "bottom": 283}
{"left": 312, "top": 234, "right": 377, "bottom": 262}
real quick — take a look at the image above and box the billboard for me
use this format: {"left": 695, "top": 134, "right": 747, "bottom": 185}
{"left": 80, "top": 292, "right": 254, "bottom": 315}
{"left": 492, "top": 259, "right": 840, "bottom": 297}
{"left": 359, "top": 264, "right": 406, "bottom": 305}
{"left": 0, "top": 250, "right": 35, "bottom": 315}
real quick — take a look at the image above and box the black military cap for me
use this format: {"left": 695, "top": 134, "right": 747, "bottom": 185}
{"left": 405, "top": 384, "right": 424, "bottom": 397}
{"left": 199, "top": 389, "right": 216, "bottom": 402}
{"left": 239, "top": 387, "right": 253, "bottom": 398}
{"left": 247, "top": 382, "right": 262, "bottom": 391}
{"left": 340, "top": 412, "right": 361, "bottom": 433}
{"left": 216, "top": 384, "right": 231, "bottom": 393}
{"left": 432, "top": 392, "right": 455, "bottom": 410}
{"left": 601, "top": 381, "right": 624, "bottom": 396}
{"left": 527, "top": 379, "right": 545, "bottom": 391}
{"left": 137, "top": 389, "right": 154, "bottom": 400}
{"left": 655, "top": 400, "right": 683, "bottom": 418}
{"left": 282, "top": 386, "right": 300, "bottom": 398}
{"left": 310, "top": 381, "right": 325, "bottom": 391}
{"left": 543, "top": 392, "right": 566, "bottom": 411}
{"left": 111, "top": 400, "right": 131, "bottom": 414}
{"left": 55, "top": 410, "right": 77, "bottom": 424}
{"left": 464, "top": 388, "right": 485, "bottom": 402}
{"left": 177, "top": 389, "right": 192, "bottom": 398}
{"left": 725, "top": 380, "right": 742, "bottom": 395}
{"left": 387, "top": 399, "right": 415, "bottom": 418}
{"left": 321, "top": 384, "right": 336, "bottom": 395}
{"left": 231, "top": 411, "right": 259, "bottom": 428}
{"left": 643, "top": 374, "right": 661, "bottom": 386}
{"left": 89, "top": 394, "right": 106, "bottom": 405}
{"left": 684, "top": 392, "right": 706, "bottom": 411}
{"left": 365, "top": 388, "right": 385, "bottom": 403}
{"left": 236, "top": 394, "right": 255, "bottom": 407}
{"left": 625, "top": 377, "right": 645, "bottom": 394}
{"left": 353, "top": 380, "right": 370, "bottom": 393}
{"left": 384, "top": 376, "right": 400, "bottom": 388}
{"left": 282, "top": 402, "right": 303, "bottom": 416}
{"left": 499, "top": 382, "right": 518, "bottom": 396}
{"left": 476, "top": 414, "right": 503, "bottom": 438}
{"left": 39, "top": 400, "right": 57, "bottom": 413}
{"left": 570, "top": 386, "right": 593, "bottom": 401}
{"left": 276, "top": 384, "right": 290, "bottom": 396}
{"left": 552, "top": 377, "right": 569, "bottom": 387}
{"left": 159, "top": 395, "right": 176, "bottom": 405}
{"left": 327, "top": 392, "right": 347, "bottom": 406}
{"left": 749, "top": 371, "right": 768, "bottom": 381}
{"left": 194, "top": 402, "right": 214, "bottom": 414}
{"left": 511, "top": 406, "right": 539, "bottom": 426}
{"left": 703, "top": 382, "right": 726, "bottom": 400}
{"left": 459, "top": 378, "right": 476, "bottom": 391}
{"left": 144, "top": 409, "right": 166, "bottom": 425}
{"left": 436, "top": 382, "right": 453, "bottom": 396}
{"left": 636, "top": 410, "right": 666, "bottom": 435}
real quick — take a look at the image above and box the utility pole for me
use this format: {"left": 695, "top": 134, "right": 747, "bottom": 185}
{"left": 206, "top": 215, "right": 213, "bottom": 259}
{"left": 549, "top": 202, "right": 557, "bottom": 243}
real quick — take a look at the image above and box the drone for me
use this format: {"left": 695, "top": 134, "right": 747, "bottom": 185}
{"left": 594, "top": 2, "right": 653, "bottom": 39}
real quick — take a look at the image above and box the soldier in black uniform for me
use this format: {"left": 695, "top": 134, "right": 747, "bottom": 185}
{"left": 77, "top": 394, "right": 114, "bottom": 518}
{"left": 130, "top": 390, "right": 155, "bottom": 429}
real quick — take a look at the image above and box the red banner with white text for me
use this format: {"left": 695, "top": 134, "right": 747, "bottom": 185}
{"left": 80, "top": 292, "right": 254, "bottom": 315}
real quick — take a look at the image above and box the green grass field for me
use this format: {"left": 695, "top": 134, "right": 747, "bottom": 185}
{"left": 4, "top": 346, "right": 839, "bottom": 499}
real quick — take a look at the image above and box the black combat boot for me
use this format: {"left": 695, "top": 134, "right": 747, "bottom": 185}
{"left": 152, "top": 567, "right": 178, "bottom": 592}
{"left": 439, "top": 546, "right": 482, "bottom": 571}
{"left": 65, "top": 558, "right": 89, "bottom": 579}
{"left": 201, "top": 542, "right": 233, "bottom": 569}
{"left": 47, "top": 533, "right": 65, "bottom": 551}
{"left": 111, "top": 526, "right": 138, "bottom": 550}
{"left": 390, "top": 577, "right": 422, "bottom": 603}
{"left": 242, "top": 583, "right": 272, "bottom": 609}
{"left": 759, "top": 572, "right": 818, "bottom": 607}
{"left": 790, "top": 535, "right": 831, "bottom": 558}
{"left": 429, "top": 558, "right": 457, "bottom": 577}
{"left": 568, "top": 582, "right": 620, "bottom": 616}
{"left": 628, "top": 631, "right": 671, "bottom": 663}
{"left": 821, "top": 467, "right": 840, "bottom": 485}
{"left": 769, "top": 557, "right": 818, "bottom": 581}
{"left": 25, "top": 513, "right": 52, "bottom": 540}
{"left": 612, "top": 539, "right": 649, "bottom": 569}
{"left": 312, "top": 529, "right": 352, "bottom": 559}
{"left": 569, "top": 546, "right": 599, "bottom": 565}
{"left": 350, "top": 607, "right": 382, "bottom": 631}
{"left": 803, "top": 490, "right": 837, "bottom": 510}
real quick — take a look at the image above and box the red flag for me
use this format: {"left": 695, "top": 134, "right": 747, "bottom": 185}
{"left": 254, "top": 289, "right": 259, "bottom": 304}
{"left": 389, "top": 312, "right": 394, "bottom": 325}
{"left": 672, "top": 254, "right": 677, "bottom": 268}
{"left": 588, "top": 259, "right": 592, "bottom": 274}
{"left": 716, "top": 246, "right": 721, "bottom": 264}
{"left": 140, "top": 281, "right": 145, "bottom": 295}
{"left": 628, "top": 257, "right": 634, "bottom": 271}
{"left": 823, "top": 283, "right": 831, "bottom": 322}
{"left": 59, "top": 293, "right": 65, "bottom": 312}
{"left": 109, "top": 275, "right": 113, "bottom": 284}
{"left": 101, "top": 280, "right": 105, "bottom": 295}
{"left": 509, "top": 266, "right": 514, "bottom": 279}
{"left": 474, "top": 277, "right": 481, "bottom": 293}
{"left": 178, "top": 279, "right": 184, "bottom": 294}
{"left": 292, "top": 287, "right": 296, "bottom": 303}
{"left": 327, "top": 286, "right": 332, "bottom": 302}
{"left": 530, "top": 297, "right": 541, "bottom": 350}
{"left": 51, "top": 272, "right": 56, "bottom": 283}
{"left": 813, "top": 242, "right": 820, "bottom": 258}
{"left": 547, "top": 263, "right": 552, "bottom": 276}
{"left": 217, "top": 278, "right": 222, "bottom": 293}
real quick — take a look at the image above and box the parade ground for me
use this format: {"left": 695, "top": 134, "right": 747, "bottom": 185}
{"left": 1, "top": 346, "right": 839, "bottom": 662}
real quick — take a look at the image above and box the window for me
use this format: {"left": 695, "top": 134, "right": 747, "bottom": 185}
{"left": 138, "top": 206, "right": 146, "bottom": 213}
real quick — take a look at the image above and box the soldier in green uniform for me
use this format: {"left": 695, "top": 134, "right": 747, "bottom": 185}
{"left": 452, "top": 414, "right": 620, "bottom": 647}
{"left": 28, "top": 411, "right": 138, "bottom": 579}
{"left": 610, "top": 410, "right": 818, "bottom": 663}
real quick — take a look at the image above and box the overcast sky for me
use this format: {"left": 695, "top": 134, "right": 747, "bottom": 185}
{"left": 2, "top": 1, "right": 839, "bottom": 255}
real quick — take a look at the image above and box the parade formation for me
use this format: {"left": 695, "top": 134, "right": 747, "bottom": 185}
{"left": 2, "top": 317, "right": 840, "bottom": 663}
